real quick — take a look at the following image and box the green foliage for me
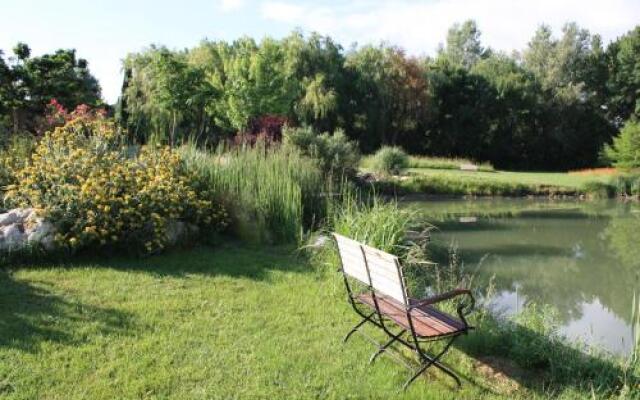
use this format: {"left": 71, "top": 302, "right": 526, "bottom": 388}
{"left": 345, "top": 44, "right": 428, "bottom": 152}
{"left": 367, "top": 146, "right": 409, "bottom": 175}
{"left": 0, "top": 133, "right": 34, "bottom": 205}
{"left": 605, "top": 26, "right": 640, "bottom": 123}
{"left": 5, "top": 115, "right": 226, "bottom": 253}
{"left": 603, "top": 119, "right": 640, "bottom": 169}
{"left": 282, "top": 125, "right": 359, "bottom": 176}
{"left": 0, "top": 43, "right": 101, "bottom": 135}
{"left": 330, "top": 193, "right": 414, "bottom": 254}
{"left": 580, "top": 181, "right": 617, "bottom": 199}
{"left": 611, "top": 173, "right": 640, "bottom": 197}
{"left": 112, "top": 22, "right": 640, "bottom": 171}
{"left": 440, "top": 20, "right": 486, "bottom": 69}
{"left": 179, "top": 142, "right": 326, "bottom": 244}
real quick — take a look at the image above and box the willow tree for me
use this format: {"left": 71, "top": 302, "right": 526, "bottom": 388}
{"left": 122, "top": 46, "right": 213, "bottom": 144}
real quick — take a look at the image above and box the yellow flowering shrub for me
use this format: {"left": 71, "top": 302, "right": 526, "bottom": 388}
{"left": 1, "top": 134, "right": 35, "bottom": 206}
{"left": 5, "top": 115, "right": 227, "bottom": 253}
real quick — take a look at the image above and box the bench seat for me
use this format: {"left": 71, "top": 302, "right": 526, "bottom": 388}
{"left": 356, "top": 292, "right": 467, "bottom": 338}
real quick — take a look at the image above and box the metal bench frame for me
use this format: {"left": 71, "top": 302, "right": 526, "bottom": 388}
{"left": 333, "top": 233, "right": 475, "bottom": 390}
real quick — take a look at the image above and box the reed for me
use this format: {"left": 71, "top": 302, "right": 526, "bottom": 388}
{"left": 180, "top": 142, "right": 327, "bottom": 244}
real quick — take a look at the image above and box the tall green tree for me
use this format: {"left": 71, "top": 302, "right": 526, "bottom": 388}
{"left": 440, "top": 20, "right": 487, "bottom": 69}
{"left": 345, "top": 44, "right": 429, "bottom": 151}
{"left": 606, "top": 26, "right": 640, "bottom": 124}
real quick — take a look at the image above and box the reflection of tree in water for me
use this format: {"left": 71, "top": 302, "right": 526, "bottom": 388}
{"left": 604, "top": 212, "right": 640, "bottom": 269}
{"left": 426, "top": 207, "right": 639, "bottom": 327}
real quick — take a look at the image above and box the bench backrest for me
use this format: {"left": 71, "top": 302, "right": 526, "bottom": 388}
{"left": 333, "top": 233, "right": 408, "bottom": 305}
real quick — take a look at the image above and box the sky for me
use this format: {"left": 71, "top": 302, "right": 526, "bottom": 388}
{"left": 1, "top": 0, "right": 639, "bottom": 104}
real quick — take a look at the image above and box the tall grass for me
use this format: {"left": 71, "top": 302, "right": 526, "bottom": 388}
{"left": 180, "top": 142, "right": 327, "bottom": 244}
{"left": 632, "top": 292, "right": 640, "bottom": 368}
{"left": 330, "top": 191, "right": 414, "bottom": 254}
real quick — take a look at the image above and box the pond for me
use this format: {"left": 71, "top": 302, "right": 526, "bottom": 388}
{"left": 407, "top": 198, "right": 640, "bottom": 355}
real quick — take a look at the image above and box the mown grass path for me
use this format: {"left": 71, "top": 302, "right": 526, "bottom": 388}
{"left": 0, "top": 244, "right": 628, "bottom": 399}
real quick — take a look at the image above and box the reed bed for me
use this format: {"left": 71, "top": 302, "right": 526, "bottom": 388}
{"left": 180, "top": 142, "right": 327, "bottom": 244}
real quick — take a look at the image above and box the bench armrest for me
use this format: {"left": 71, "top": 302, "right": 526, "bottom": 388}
{"left": 409, "top": 288, "right": 476, "bottom": 326}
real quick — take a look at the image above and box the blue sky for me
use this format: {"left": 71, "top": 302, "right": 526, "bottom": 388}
{"left": 2, "top": 0, "right": 639, "bottom": 103}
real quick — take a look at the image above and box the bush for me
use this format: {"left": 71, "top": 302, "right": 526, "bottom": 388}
{"left": 0, "top": 134, "right": 35, "bottom": 206}
{"left": 602, "top": 119, "right": 640, "bottom": 169}
{"left": 581, "top": 181, "right": 617, "bottom": 199}
{"left": 5, "top": 114, "right": 227, "bottom": 254}
{"left": 612, "top": 174, "right": 640, "bottom": 197}
{"left": 282, "top": 125, "right": 360, "bottom": 176}
{"left": 368, "top": 146, "right": 409, "bottom": 175}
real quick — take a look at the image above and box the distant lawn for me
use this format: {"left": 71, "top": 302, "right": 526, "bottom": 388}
{"left": 405, "top": 168, "right": 611, "bottom": 189}
{"left": 0, "top": 244, "right": 632, "bottom": 399}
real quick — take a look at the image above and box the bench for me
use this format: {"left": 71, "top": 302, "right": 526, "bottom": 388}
{"left": 333, "top": 233, "right": 475, "bottom": 389}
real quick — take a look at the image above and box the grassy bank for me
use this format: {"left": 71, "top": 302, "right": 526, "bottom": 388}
{"left": 1, "top": 244, "right": 637, "bottom": 399}
{"left": 366, "top": 167, "right": 633, "bottom": 198}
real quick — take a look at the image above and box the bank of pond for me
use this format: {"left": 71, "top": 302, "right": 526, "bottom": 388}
{"left": 368, "top": 169, "right": 640, "bottom": 199}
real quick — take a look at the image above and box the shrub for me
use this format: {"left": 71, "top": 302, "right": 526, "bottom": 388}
{"left": 581, "top": 181, "right": 616, "bottom": 199}
{"left": 282, "top": 125, "right": 360, "bottom": 176}
{"left": 0, "top": 134, "right": 35, "bottom": 209}
{"left": 612, "top": 174, "right": 640, "bottom": 197}
{"left": 602, "top": 119, "right": 640, "bottom": 169}
{"left": 368, "top": 146, "right": 409, "bottom": 175}
{"left": 5, "top": 115, "right": 227, "bottom": 254}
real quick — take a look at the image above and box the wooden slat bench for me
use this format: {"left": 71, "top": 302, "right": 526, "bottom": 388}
{"left": 333, "top": 233, "right": 475, "bottom": 389}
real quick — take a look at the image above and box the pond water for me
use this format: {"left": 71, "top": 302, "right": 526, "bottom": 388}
{"left": 407, "top": 198, "right": 640, "bottom": 355}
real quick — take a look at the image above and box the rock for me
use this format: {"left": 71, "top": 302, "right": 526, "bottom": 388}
{"left": 1, "top": 223, "right": 25, "bottom": 248}
{"left": 26, "top": 220, "right": 57, "bottom": 250}
{"left": 0, "top": 211, "right": 19, "bottom": 226}
{"left": 0, "top": 208, "right": 58, "bottom": 252}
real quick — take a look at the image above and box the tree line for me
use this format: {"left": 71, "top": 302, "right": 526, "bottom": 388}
{"left": 1, "top": 21, "right": 639, "bottom": 170}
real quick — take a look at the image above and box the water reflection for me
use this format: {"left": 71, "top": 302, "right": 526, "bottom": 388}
{"left": 408, "top": 198, "right": 640, "bottom": 355}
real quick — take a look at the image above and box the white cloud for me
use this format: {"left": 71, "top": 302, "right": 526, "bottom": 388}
{"left": 259, "top": 0, "right": 640, "bottom": 55}
{"left": 220, "top": 0, "right": 246, "bottom": 12}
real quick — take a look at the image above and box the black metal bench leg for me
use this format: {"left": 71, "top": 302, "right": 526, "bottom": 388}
{"left": 403, "top": 336, "right": 459, "bottom": 390}
{"left": 344, "top": 312, "right": 375, "bottom": 343}
{"left": 369, "top": 329, "right": 406, "bottom": 364}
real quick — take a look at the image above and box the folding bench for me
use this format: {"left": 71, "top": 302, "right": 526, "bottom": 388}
{"left": 333, "top": 233, "right": 475, "bottom": 390}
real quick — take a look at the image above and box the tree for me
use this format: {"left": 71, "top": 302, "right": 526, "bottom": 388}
{"left": 122, "top": 46, "right": 213, "bottom": 144}
{"left": 440, "top": 20, "right": 486, "bottom": 69}
{"left": 606, "top": 26, "right": 640, "bottom": 125}
{"left": 345, "top": 44, "right": 429, "bottom": 151}
{"left": 0, "top": 43, "right": 101, "bottom": 136}
{"left": 602, "top": 119, "right": 640, "bottom": 169}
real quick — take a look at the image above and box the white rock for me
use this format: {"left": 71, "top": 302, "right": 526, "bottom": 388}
{"left": 0, "top": 211, "right": 19, "bottom": 226}
{"left": 0, "top": 208, "right": 58, "bottom": 252}
{"left": 2, "top": 223, "right": 25, "bottom": 247}
{"left": 27, "top": 222, "right": 55, "bottom": 240}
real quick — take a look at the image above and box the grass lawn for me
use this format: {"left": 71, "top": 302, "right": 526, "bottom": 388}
{"left": 0, "top": 244, "right": 632, "bottom": 399}
{"left": 405, "top": 168, "right": 611, "bottom": 189}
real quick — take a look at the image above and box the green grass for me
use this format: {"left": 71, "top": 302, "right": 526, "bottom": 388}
{"left": 406, "top": 168, "right": 610, "bottom": 189}
{"left": 407, "top": 156, "right": 495, "bottom": 172}
{"left": 1, "top": 244, "right": 636, "bottom": 399}
{"left": 366, "top": 167, "right": 617, "bottom": 197}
